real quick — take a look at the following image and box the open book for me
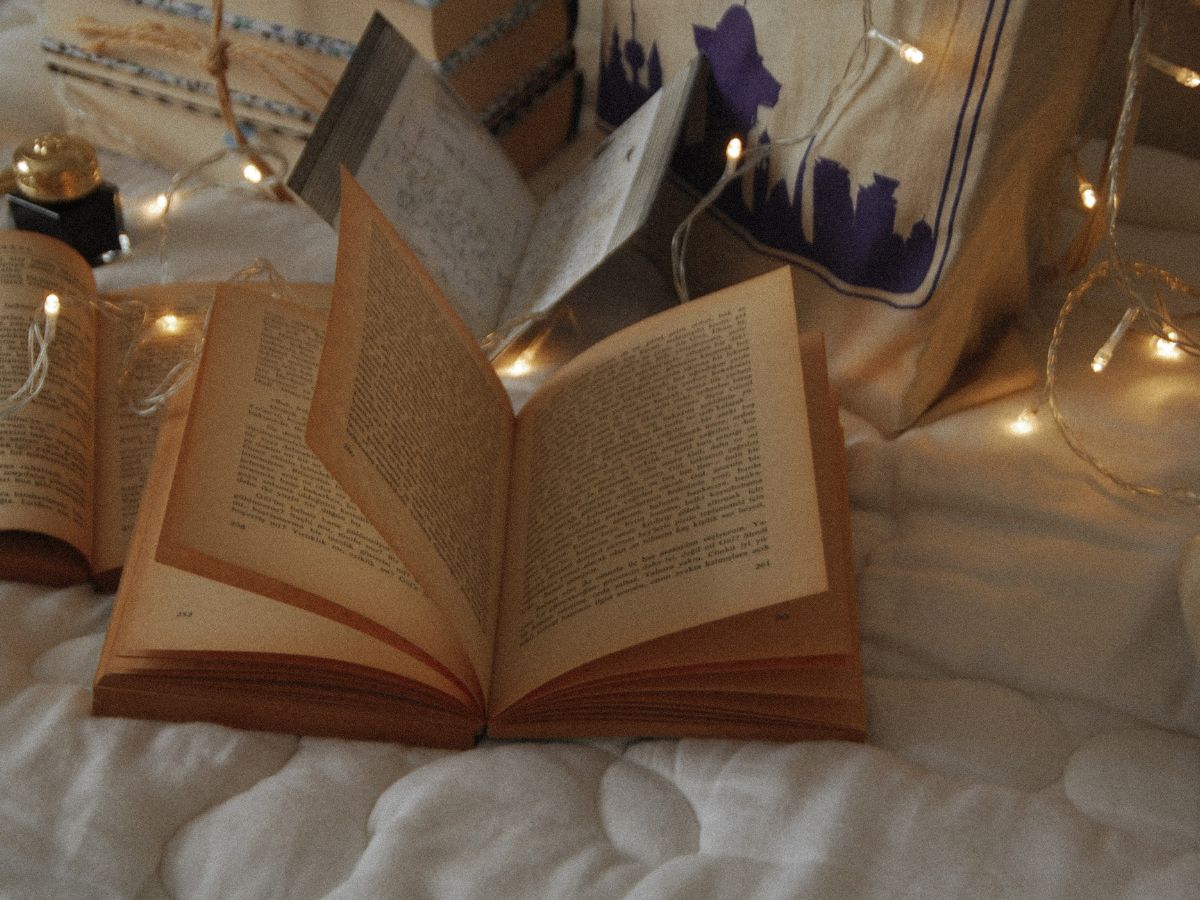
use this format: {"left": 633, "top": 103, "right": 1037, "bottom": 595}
{"left": 92, "top": 176, "right": 863, "bottom": 746}
{"left": 289, "top": 13, "right": 701, "bottom": 353}
{"left": 0, "top": 230, "right": 219, "bottom": 589}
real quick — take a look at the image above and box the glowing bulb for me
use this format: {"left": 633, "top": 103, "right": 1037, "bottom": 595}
{"left": 724, "top": 137, "right": 743, "bottom": 177}
{"left": 157, "top": 313, "right": 181, "bottom": 334}
{"left": 43, "top": 293, "right": 60, "bottom": 317}
{"left": 1091, "top": 307, "right": 1139, "bottom": 374}
{"left": 1009, "top": 409, "right": 1036, "bottom": 436}
{"left": 505, "top": 351, "right": 534, "bottom": 377}
{"left": 242, "top": 163, "right": 263, "bottom": 184}
{"left": 1148, "top": 54, "right": 1200, "bottom": 89}
{"left": 1079, "top": 183, "right": 1098, "bottom": 210}
{"left": 147, "top": 193, "right": 169, "bottom": 215}
{"left": 16, "top": 160, "right": 29, "bottom": 174}
{"left": 867, "top": 27, "right": 925, "bottom": 66}
{"left": 1155, "top": 331, "right": 1182, "bottom": 360}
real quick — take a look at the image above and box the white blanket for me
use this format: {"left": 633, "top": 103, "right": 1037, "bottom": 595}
{"left": 0, "top": 2, "right": 1196, "bottom": 896}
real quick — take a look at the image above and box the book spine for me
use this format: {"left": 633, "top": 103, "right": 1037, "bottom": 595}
{"left": 116, "top": 0, "right": 357, "bottom": 59}
{"left": 47, "top": 61, "right": 311, "bottom": 141}
{"left": 101, "top": 0, "right": 573, "bottom": 67}
{"left": 287, "top": 14, "right": 418, "bottom": 222}
{"left": 42, "top": 38, "right": 321, "bottom": 124}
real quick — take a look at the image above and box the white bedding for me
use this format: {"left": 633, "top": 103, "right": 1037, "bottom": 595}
{"left": 1, "top": 2, "right": 1197, "bottom": 896}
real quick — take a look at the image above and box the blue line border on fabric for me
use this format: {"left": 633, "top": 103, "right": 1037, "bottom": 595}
{"left": 722, "top": 0, "right": 1011, "bottom": 310}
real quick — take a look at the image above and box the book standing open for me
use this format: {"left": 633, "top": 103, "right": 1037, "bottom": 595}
{"left": 289, "top": 13, "right": 700, "bottom": 356}
{"left": 92, "top": 174, "right": 864, "bottom": 746}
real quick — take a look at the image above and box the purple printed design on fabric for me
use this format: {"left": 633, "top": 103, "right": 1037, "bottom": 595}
{"left": 598, "top": 2, "right": 935, "bottom": 297}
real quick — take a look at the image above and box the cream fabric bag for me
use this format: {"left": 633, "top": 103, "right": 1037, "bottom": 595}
{"left": 598, "top": 0, "right": 1120, "bottom": 432}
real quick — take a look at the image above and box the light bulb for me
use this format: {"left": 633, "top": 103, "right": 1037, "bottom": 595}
{"left": 1148, "top": 54, "right": 1200, "bottom": 89}
{"left": 504, "top": 346, "right": 540, "bottom": 377}
{"left": 157, "top": 313, "right": 181, "bottom": 334}
{"left": 147, "top": 193, "right": 169, "bottom": 215}
{"left": 1091, "top": 307, "right": 1139, "bottom": 374}
{"left": 867, "top": 27, "right": 925, "bottom": 66}
{"left": 243, "top": 163, "right": 264, "bottom": 184}
{"left": 724, "top": 137, "right": 743, "bottom": 177}
{"left": 1009, "top": 409, "right": 1036, "bottom": 436}
{"left": 1079, "top": 183, "right": 1098, "bottom": 210}
{"left": 43, "top": 293, "right": 60, "bottom": 317}
{"left": 1155, "top": 331, "right": 1182, "bottom": 360}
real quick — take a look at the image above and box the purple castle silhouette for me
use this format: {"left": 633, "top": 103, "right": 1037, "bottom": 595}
{"left": 599, "top": 2, "right": 935, "bottom": 296}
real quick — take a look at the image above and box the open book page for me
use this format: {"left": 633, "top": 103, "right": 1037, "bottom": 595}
{"left": 491, "top": 268, "right": 829, "bottom": 711}
{"left": 289, "top": 13, "right": 536, "bottom": 341}
{"left": 307, "top": 174, "right": 515, "bottom": 696}
{"left": 500, "top": 57, "right": 701, "bottom": 332}
{"left": 107, "top": 387, "right": 470, "bottom": 709}
{"left": 0, "top": 231, "right": 98, "bottom": 573}
{"left": 92, "top": 283, "right": 213, "bottom": 579}
{"left": 155, "top": 285, "right": 481, "bottom": 702}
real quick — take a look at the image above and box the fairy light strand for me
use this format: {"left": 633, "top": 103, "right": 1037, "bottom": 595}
{"left": 121, "top": 257, "right": 298, "bottom": 416}
{"left": 1040, "top": 261, "right": 1200, "bottom": 505}
{"left": 1147, "top": 52, "right": 1200, "bottom": 89}
{"left": 0, "top": 296, "right": 56, "bottom": 419}
{"left": 157, "top": 144, "right": 291, "bottom": 283}
{"left": 1021, "top": 0, "right": 1200, "bottom": 506}
{"left": 0, "top": 286, "right": 147, "bottom": 419}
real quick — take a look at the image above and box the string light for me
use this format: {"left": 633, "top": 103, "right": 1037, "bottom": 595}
{"left": 1009, "top": 408, "right": 1037, "bottom": 436}
{"left": 865, "top": 26, "right": 924, "bottom": 65}
{"left": 504, "top": 348, "right": 537, "bottom": 377}
{"left": 724, "top": 137, "right": 743, "bottom": 176}
{"left": 0, "top": 289, "right": 137, "bottom": 419}
{"left": 1147, "top": 52, "right": 1200, "bottom": 89}
{"left": 1026, "top": 0, "right": 1200, "bottom": 507}
{"left": 157, "top": 144, "right": 290, "bottom": 282}
{"left": 1154, "top": 330, "right": 1182, "bottom": 360}
{"left": 1067, "top": 147, "right": 1100, "bottom": 213}
{"left": 1090, "top": 307, "right": 1139, "bottom": 373}
{"left": 121, "top": 258, "right": 300, "bottom": 416}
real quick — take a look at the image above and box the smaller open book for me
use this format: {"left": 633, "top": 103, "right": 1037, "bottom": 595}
{"left": 0, "top": 230, "right": 216, "bottom": 590}
{"left": 93, "top": 175, "right": 864, "bottom": 748}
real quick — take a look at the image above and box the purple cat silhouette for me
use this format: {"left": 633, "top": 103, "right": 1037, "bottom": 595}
{"left": 692, "top": 5, "right": 780, "bottom": 133}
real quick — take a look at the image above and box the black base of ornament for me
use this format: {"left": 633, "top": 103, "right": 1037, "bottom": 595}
{"left": 7, "top": 185, "right": 127, "bottom": 266}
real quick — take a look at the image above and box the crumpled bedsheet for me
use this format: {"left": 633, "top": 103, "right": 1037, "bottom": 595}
{"left": 1, "top": 1, "right": 1198, "bottom": 896}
